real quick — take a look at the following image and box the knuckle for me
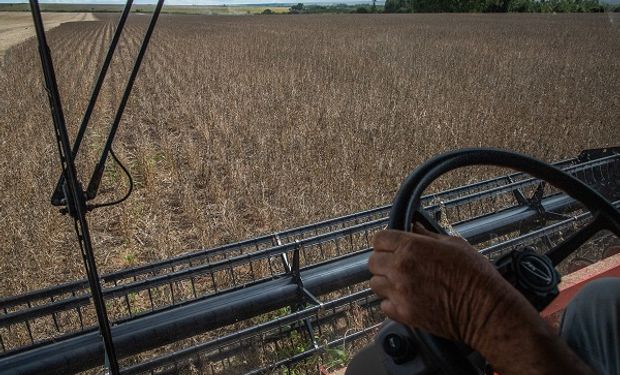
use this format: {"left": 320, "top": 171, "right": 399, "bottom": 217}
{"left": 369, "top": 276, "right": 378, "bottom": 289}
{"left": 394, "top": 281, "right": 408, "bottom": 296}
{"left": 396, "top": 253, "right": 416, "bottom": 273}
{"left": 367, "top": 254, "right": 378, "bottom": 272}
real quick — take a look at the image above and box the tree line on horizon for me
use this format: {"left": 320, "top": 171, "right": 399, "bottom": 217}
{"left": 279, "top": 0, "right": 617, "bottom": 14}
{"left": 383, "top": 0, "right": 609, "bottom": 13}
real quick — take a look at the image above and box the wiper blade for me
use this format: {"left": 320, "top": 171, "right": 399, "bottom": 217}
{"left": 51, "top": 0, "right": 165, "bottom": 207}
{"left": 51, "top": 0, "right": 134, "bottom": 206}
{"left": 85, "top": 0, "right": 165, "bottom": 202}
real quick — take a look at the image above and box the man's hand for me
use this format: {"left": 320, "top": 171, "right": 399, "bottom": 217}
{"left": 369, "top": 223, "right": 520, "bottom": 346}
{"left": 368, "top": 224, "right": 596, "bottom": 375}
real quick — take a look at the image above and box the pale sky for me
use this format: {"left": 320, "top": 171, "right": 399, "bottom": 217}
{"left": 0, "top": 0, "right": 379, "bottom": 4}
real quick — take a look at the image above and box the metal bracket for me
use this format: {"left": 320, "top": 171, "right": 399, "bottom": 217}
{"left": 512, "top": 181, "right": 570, "bottom": 235}
{"left": 287, "top": 241, "right": 322, "bottom": 350}
{"left": 272, "top": 234, "right": 292, "bottom": 273}
{"left": 577, "top": 147, "right": 620, "bottom": 163}
{"left": 303, "top": 318, "right": 319, "bottom": 350}
{"left": 529, "top": 182, "right": 547, "bottom": 224}
{"left": 510, "top": 179, "right": 528, "bottom": 206}
{"left": 529, "top": 183, "right": 571, "bottom": 222}
{"left": 291, "top": 241, "right": 323, "bottom": 308}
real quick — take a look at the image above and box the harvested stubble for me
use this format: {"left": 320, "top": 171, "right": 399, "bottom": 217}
{"left": 0, "top": 13, "right": 619, "bottom": 301}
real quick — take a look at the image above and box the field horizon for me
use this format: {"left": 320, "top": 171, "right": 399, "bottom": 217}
{"left": 0, "top": 2, "right": 381, "bottom": 15}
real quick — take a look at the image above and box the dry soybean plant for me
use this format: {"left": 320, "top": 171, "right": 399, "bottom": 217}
{"left": 0, "top": 13, "right": 619, "bottom": 299}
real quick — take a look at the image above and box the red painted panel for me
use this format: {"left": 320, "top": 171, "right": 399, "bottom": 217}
{"left": 542, "top": 252, "right": 620, "bottom": 326}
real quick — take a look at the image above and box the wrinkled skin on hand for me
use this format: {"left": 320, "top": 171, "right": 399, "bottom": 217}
{"left": 369, "top": 223, "right": 519, "bottom": 348}
{"left": 368, "top": 224, "right": 596, "bottom": 375}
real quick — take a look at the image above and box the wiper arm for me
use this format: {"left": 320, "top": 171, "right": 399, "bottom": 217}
{"left": 85, "top": 0, "right": 165, "bottom": 202}
{"left": 29, "top": 1, "right": 121, "bottom": 373}
{"left": 51, "top": 0, "right": 135, "bottom": 206}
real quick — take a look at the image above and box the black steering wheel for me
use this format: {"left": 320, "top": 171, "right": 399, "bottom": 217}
{"left": 351, "top": 148, "right": 620, "bottom": 375}
{"left": 390, "top": 148, "right": 620, "bottom": 267}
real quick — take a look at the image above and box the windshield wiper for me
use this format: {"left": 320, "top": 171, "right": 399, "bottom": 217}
{"left": 30, "top": 0, "right": 165, "bottom": 374}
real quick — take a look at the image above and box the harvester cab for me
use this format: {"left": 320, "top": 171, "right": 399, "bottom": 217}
{"left": 0, "top": 1, "right": 618, "bottom": 375}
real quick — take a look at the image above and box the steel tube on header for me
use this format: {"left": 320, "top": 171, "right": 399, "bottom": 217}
{"left": 2, "top": 194, "right": 617, "bottom": 374}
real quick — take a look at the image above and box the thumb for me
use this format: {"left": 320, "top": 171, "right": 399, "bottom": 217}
{"left": 412, "top": 222, "right": 443, "bottom": 240}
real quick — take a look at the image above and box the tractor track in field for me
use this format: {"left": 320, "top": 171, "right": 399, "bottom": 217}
{"left": 59, "top": 23, "right": 102, "bottom": 121}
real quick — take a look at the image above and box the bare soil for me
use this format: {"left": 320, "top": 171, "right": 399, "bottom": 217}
{"left": 0, "top": 12, "right": 96, "bottom": 57}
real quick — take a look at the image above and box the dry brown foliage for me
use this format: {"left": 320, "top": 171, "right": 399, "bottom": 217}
{"left": 1, "top": 13, "right": 619, "bottom": 299}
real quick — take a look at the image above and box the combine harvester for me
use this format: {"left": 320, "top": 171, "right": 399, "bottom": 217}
{"left": 1, "top": 1, "right": 618, "bottom": 374}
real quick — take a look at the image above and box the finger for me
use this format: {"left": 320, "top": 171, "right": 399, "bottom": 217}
{"left": 368, "top": 251, "right": 392, "bottom": 276}
{"left": 380, "top": 299, "right": 401, "bottom": 322}
{"left": 369, "top": 275, "right": 392, "bottom": 299}
{"left": 372, "top": 230, "right": 413, "bottom": 252}
{"left": 372, "top": 229, "right": 437, "bottom": 253}
{"left": 412, "top": 222, "right": 443, "bottom": 240}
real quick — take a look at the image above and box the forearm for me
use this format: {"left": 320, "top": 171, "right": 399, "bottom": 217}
{"left": 471, "top": 287, "right": 595, "bottom": 375}
{"left": 369, "top": 230, "right": 597, "bottom": 375}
